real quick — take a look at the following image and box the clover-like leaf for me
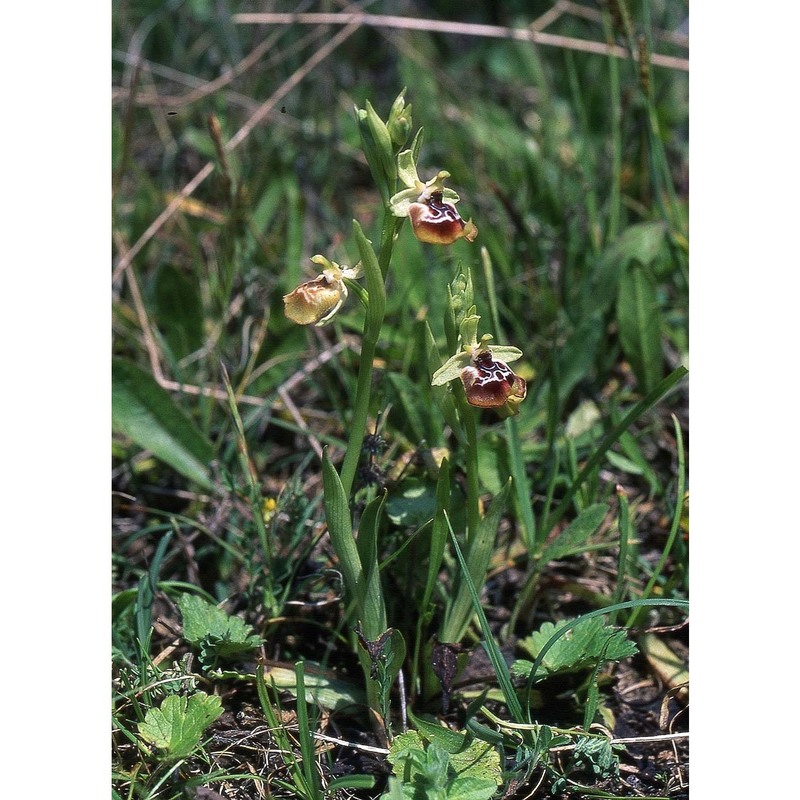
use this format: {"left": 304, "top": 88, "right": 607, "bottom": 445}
{"left": 513, "top": 616, "right": 638, "bottom": 680}
{"left": 386, "top": 721, "right": 501, "bottom": 800}
{"left": 178, "top": 593, "right": 262, "bottom": 669}
{"left": 138, "top": 692, "right": 223, "bottom": 761}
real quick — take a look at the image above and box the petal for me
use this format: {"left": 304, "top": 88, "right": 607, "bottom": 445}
{"left": 485, "top": 345, "right": 523, "bottom": 364}
{"left": 389, "top": 187, "right": 421, "bottom": 218}
{"left": 310, "top": 254, "right": 340, "bottom": 275}
{"left": 496, "top": 376, "right": 528, "bottom": 417}
{"left": 396, "top": 150, "right": 422, "bottom": 189}
{"left": 462, "top": 219, "right": 479, "bottom": 243}
{"left": 341, "top": 263, "right": 364, "bottom": 280}
{"left": 431, "top": 351, "right": 473, "bottom": 386}
{"left": 421, "top": 170, "right": 452, "bottom": 195}
{"left": 440, "top": 187, "right": 460, "bottom": 205}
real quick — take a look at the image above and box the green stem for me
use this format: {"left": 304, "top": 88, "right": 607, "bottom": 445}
{"left": 378, "top": 211, "right": 402, "bottom": 279}
{"left": 609, "top": 485, "right": 632, "bottom": 626}
{"left": 339, "top": 334, "right": 379, "bottom": 498}
{"left": 601, "top": 7, "right": 623, "bottom": 242}
{"left": 463, "top": 399, "right": 481, "bottom": 547}
{"left": 439, "top": 389, "right": 482, "bottom": 644}
{"left": 337, "top": 212, "right": 396, "bottom": 498}
{"left": 481, "top": 247, "right": 535, "bottom": 549}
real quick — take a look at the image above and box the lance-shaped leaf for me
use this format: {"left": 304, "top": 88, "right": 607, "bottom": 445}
{"left": 352, "top": 220, "right": 386, "bottom": 334}
{"left": 322, "top": 449, "right": 364, "bottom": 611}
{"left": 617, "top": 259, "right": 663, "bottom": 394}
{"left": 356, "top": 492, "right": 388, "bottom": 638}
{"left": 442, "top": 478, "right": 513, "bottom": 643}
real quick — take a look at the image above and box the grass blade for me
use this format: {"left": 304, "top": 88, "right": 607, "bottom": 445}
{"left": 543, "top": 365, "right": 687, "bottom": 535}
{"left": 294, "top": 661, "right": 322, "bottom": 799}
{"left": 610, "top": 485, "right": 633, "bottom": 626}
{"left": 112, "top": 357, "right": 214, "bottom": 490}
{"left": 510, "top": 503, "right": 608, "bottom": 636}
{"left": 446, "top": 512, "right": 525, "bottom": 726}
{"left": 626, "top": 414, "right": 686, "bottom": 628}
{"left": 442, "top": 478, "right": 514, "bottom": 644}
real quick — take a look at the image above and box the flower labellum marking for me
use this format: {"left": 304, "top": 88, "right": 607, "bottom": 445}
{"left": 461, "top": 351, "right": 527, "bottom": 410}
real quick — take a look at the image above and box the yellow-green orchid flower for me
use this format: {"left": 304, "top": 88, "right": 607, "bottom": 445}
{"left": 283, "top": 256, "right": 363, "bottom": 326}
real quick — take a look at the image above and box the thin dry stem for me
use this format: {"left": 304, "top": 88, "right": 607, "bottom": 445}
{"left": 548, "top": 731, "right": 688, "bottom": 751}
{"left": 143, "top": 337, "right": 353, "bottom": 408}
{"left": 310, "top": 731, "right": 391, "bottom": 755}
{"left": 277, "top": 385, "right": 323, "bottom": 459}
{"left": 112, "top": 20, "right": 361, "bottom": 283}
{"left": 530, "top": 0, "right": 571, "bottom": 32}
{"left": 114, "top": 232, "right": 168, "bottom": 385}
{"left": 116, "top": 25, "right": 326, "bottom": 110}
{"left": 232, "top": 11, "right": 689, "bottom": 72}
{"left": 112, "top": 49, "right": 262, "bottom": 112}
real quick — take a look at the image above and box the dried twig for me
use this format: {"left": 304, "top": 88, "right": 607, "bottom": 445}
{"left": 550, "top": 731, "right": 688, "bottom": 751}
{"left": 232, "top": 11, "right": 689, "bottom": 72}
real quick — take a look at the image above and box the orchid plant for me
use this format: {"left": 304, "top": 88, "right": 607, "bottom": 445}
{"left": 281, "top": 90, "right": 527, "bottom": 732}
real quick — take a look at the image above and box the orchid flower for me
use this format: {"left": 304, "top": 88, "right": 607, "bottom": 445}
{"left": 389, "top": 151, "right": 478, "bottom": 245}
{"left": 283, "top": 256, "right": 363, "bottom": 326}
{"left": 432, "top": 315, "right": 527, "bottom": 415}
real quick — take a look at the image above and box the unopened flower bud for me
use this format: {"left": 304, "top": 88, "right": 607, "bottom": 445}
{"left": 387, "top": 88, "right": 412, "bottom": 147}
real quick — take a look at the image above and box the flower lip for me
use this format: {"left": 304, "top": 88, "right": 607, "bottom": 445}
{"left": 283, "top": 257, "right": 362, "bottom": 326}
{"left": 283, "top": 275, "right": 345, "bottom": 326}
{"left": 430, "top": 313, "right": 526, "bottom": 415}
{"left": 409, "top": 191, "right": 470, "bottom": 245}
{"left": 460, "top": 350, "right": 527, "bottom": 409}
{"left": 389, "top": 155, "right": 478, "bottom": 244}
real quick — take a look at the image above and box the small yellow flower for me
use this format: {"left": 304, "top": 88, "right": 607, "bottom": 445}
{"left": 262, "top": 497, "right": 277, "bottom": 524}
{"left": 283, "top": 256, "right": 362, "bottom": 326}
